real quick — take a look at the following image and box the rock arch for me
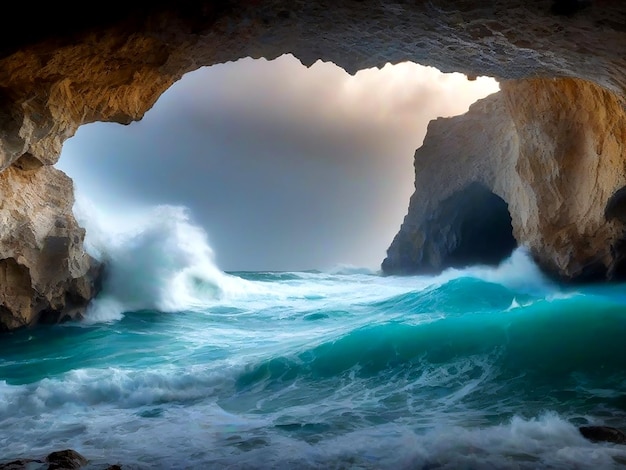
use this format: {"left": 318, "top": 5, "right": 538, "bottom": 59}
{"left": 382, "top": 182, "right": 516, "bottom": 274}
{"left": 0, "top": 0, "right": 625, "bottom": 329}
{"left": 383, "top": 77, "right": 626, "bottom": 282}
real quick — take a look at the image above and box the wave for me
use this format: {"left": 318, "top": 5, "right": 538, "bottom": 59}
{"left": 234, "top": 291, "right": 626, "bottom": 412}
{"left": 4, "top": 374, "right": 624, "bottom": 470}
{"left": 433, "top": 246, "right": 556, "bottom": 294}
{"left": 0, "top": 365, "right": 236, "bottom": 418}
{"left": 70, "top": 192, "right": 582, "bottom": 335}
{"left": 325, "top": 264, "right": 380, "bottom": 275}
{"left": 72, "top": 198, "right": 254, "bottom": 321}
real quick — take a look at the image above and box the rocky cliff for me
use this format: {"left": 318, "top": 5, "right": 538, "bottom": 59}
{"left": 382, "top": 77, "right": 626, "bottom": 281}
{"left": 0, "top": 0, "right": 625, "bottom": 329}
{"left": 0, "top": 162, "right": 99, "bottom": 331}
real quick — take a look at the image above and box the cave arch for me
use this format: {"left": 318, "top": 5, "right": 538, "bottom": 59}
{"left": 382, "top": 182, "right": 517, "bottom": 275}
{"left": 0, "top": 0, "right": 625, "bottom": 329}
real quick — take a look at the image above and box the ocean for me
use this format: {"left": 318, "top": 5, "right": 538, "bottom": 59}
{"left": 1, "top": 206, "right": 626, "bottom": 469}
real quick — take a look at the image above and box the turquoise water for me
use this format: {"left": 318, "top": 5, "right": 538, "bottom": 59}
{"left": 1, "top": 209, "right": 626, "bottom": 469}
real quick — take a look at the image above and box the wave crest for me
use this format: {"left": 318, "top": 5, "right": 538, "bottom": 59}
{"left": 73, "top": 200, "right": 250, "bottom": 321}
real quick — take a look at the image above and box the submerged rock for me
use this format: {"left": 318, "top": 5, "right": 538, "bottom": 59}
{"left": 0, "top": 450, "right": 89, "bottom": 470}
{"left": 0, "top": 459, "right": 43, "bottom": 469}
{"left": 579, "top": 426, "right": 626, "bottom": 444}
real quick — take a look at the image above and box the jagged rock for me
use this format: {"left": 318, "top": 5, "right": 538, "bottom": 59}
{"left": 579, "top": 426, "right": 626, "bottom": 444}
{"left": 0, "top": 1, "right": 624, "bottom": 329}
{"left": 0, "top": 164, "right": 100, "bottom": 331}
{"left": 383, "top": 77, "right": 626, "bottom": 282}
{"left": 0, "top": 450, "right": 112, "bottom": 470}
{"left": 0, "top": 459, "right": 43, "bottom": 470}
{"left": 0, "top": 450, "right": 92, "bottom": 470}
{"left": 46, "top": 450, "right": 88, "bottom": 470}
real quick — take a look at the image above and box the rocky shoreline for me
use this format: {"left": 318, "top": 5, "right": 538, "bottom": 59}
{"left": 0, "top": 450, "right": 119, "bottom": 470}
{"left": 3, "top": 427, "right": 625, "bottom": 469}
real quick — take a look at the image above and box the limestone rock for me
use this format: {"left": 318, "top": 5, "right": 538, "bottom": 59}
{"left": 0, "top": 163, "right": 99, "bottom": 331}
{"left": 0, "top": 1, "right": 624, "bottom": 329}
{"left": 383, "top": 77, "right": 626, "bottom": 282}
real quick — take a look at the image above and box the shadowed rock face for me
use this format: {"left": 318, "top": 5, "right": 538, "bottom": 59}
{"left": 0, "top": 0, "right": 625, "bottom": 329}
{"left": 0, "top": 164, "right": 100, "bottom": 331}
{"left": 383, "top": 77, "right": 626, "bottom": 282}
{"left": 579, "top": 425, "right": 626, "bottom": 444}
{"left": 382, "top": 182, "right": 516, "bottom": 274}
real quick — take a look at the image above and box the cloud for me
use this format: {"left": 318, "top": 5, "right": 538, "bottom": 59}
{"left": 57, "top": 54, "right": 499, "bottom": 271}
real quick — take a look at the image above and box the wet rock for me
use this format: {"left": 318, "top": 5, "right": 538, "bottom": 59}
{"left": 579, "top": 425, "right": 626, "bottom": 444}
{"left": 0, "top": 459, "right": 43, "bottom": 469}
{"left": 46, "top": 450, "right": 88, "bottom": 469}
{"left": 383, "top": 77, "right": 626, "bottom": 283}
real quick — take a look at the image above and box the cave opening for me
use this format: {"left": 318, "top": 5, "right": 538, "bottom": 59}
{"left": 438, "top": 182, "right": 517, "bottom": 269}
{"left": 56, "top": 55, "right": 499, "bottom": 272}
{"left": 604, "top": 185, "right": 626, "bottom": 280}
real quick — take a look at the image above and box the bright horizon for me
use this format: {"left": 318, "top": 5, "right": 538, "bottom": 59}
{"left": 56, "top": 54, "right": 499, "bottom": 272}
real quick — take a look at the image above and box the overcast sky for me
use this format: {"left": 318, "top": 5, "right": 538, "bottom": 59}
{"left": 56, "top": 54, "right": 498, "bottom": 272}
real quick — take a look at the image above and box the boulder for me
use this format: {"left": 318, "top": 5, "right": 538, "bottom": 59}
{"left": 46, "top": 450, "right": 88, "bottom": 470}
{"left": 579, "top": 425, "right": 626, "bottom": 444}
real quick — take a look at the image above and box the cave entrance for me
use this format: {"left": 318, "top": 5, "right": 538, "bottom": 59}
{"left": 604, "top": 185, "right": 626, "bottom": 280}
{"left": 56, "top": 55, "right": 499, "bottom": 272}
{"left": 438, "top": 182, "right": 517, "bottom": 268}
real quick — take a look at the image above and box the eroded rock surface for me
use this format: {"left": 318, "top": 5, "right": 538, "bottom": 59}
{"left": 0, "top": 449, "right": 93, "bottom": 470}
{"left": 383, "top": 77, "right": 626, "bottom": 281}
{"left": 0, "top": 1, "right": 625, "bottom": 328}
{"left": 0, "top": 163, "right": 99, "bottom": 331}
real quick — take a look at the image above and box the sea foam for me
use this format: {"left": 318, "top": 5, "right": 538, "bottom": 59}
{"left": 72, "top": 197, "right": 251, "bottom": 321}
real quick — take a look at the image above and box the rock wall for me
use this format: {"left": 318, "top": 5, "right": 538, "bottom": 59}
{"left": 383, "top": 77, "right": 626, "bottom": 282}
{"left": 0, "top": 0, "right": 624, "bottom": 329}
{"left": 0, "top": 161, "right": 99, "bottom": 331}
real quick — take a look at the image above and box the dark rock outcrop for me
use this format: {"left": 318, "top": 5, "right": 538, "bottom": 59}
{"left": 579, "top": 425, "right": 626, "bottom": 444}
{"left": 0, "top": 449, "right": 90, "bottom": 470}
{"left": 383, "top": 77, "right": 626, "bottom": 281}
{"left": 46, "top": 450, "right": 88, "bottom": 470}
{"left": 382, "top": 181, "right": 517, "bottom": 274}
{"left": 0, "top": 459, "right": 42, "bottom": 470}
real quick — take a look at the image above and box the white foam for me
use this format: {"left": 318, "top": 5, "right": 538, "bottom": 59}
{"left": 71, "top": 193, "right": 557, "bottom": 324}
{"left": 324, "top": 263, "right": 380, "bottom": 276}
{"left": 5, "top": 368, "right": 622, "bottom": 470}
{"left": 435, "top": 246, "right": 556, "bottom": 294}
{"left": 72, "top": 197, "right": 253, "bottom": 321}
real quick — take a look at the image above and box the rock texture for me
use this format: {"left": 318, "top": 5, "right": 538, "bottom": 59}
{"left": 579, "top": 425, "right": 626, "bottom": 444}
{"left": 0, "top": 1, "right": 625, "bottom": 329}
{"left": 0, "top": 449, "right": 104, "bottom": 470}
{"left": 0, "top": 163, "right": 99, "bottom": 331}
{"left": 383, "top": 77, "right": 626, "bottom": 281}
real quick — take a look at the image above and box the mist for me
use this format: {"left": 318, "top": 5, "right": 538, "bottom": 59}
{"left": 56, "top": 54, "right": 499, "bottom": 272}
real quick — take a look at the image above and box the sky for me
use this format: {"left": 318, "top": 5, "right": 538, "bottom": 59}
{"left": 56, "top": 54, "right": 499, "bottom": 272}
